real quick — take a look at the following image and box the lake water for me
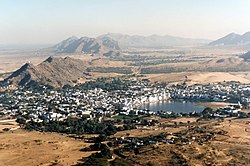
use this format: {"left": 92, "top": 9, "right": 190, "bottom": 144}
{"left": 138, "top": 100, "right": 205, "bottom": 113}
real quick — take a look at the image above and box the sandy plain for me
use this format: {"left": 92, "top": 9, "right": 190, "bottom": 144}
{"left": 0, "top": 129, "right": 93, "bottom": 166}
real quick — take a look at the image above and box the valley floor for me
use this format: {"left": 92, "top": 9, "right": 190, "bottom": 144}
{"left": 145, "top": 72, "right": 250, "bottom": 85}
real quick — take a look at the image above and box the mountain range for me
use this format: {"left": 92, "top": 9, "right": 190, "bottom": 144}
{"left": 52, "top": 32, "right": 250, "bottom": 52}
{"left": 98, "top": 33, "right": 211, "bottom": 48}
{"left": 0, "top": 57, "right": 90, "bottom": 87}
{"left": 209, "top": 32, "right": 250, "bottom": 46}
{"left": 50, "top": 33, "right": 211, "bottom": 54}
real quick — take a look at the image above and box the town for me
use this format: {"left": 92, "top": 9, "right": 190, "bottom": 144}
{"left": 1, "top": 77, "right": 249, "bottom": 123}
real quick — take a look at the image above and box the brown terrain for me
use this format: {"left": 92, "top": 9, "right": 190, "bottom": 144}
{"left": 0, "top": 129, "right": 93, "bottom": 166}
{"left": 121, "top": 118, "right": 250, "bottom": 166}
{"left": 0, "top": 117, "right": 249, "bottom": 165}
{"left": 145, "top": 72, "right": 250, "bottom": 85}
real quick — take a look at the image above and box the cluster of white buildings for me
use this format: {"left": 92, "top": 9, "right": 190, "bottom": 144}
{"left": 0, "top": 81, "right": 170, "bottom": 122}
{"left": 1, "top": 80, "right": 250, "bottom": 122}
{"left": 169, "top": 81, "right": 250, "bottom": 103}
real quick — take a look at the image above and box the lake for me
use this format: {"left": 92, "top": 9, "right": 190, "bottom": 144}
{"left": 138, "top": 100, "right": 205, "bottom": 113}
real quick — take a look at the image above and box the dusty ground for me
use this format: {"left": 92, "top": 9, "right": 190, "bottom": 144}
{"left": 0, "top": 117, "right": 249, "bottom": 166}
{"left": 113, "top": 117, "right": 197, "bottom": 138}
{"left": 121, "top": 117, "right": 250, "bottom": 166}
{"left": 189, "top": 72, "right": 250, "bottom": 85}
{"left": 0, "top": 119, "right": 19, "bottom": 131}
{"left": 0, "top": 130, "right": 93, "bottom": 166}
{"left": 242, "top": 109, "right": 250, "bottom": 113}
{"left": 200, "top": 102, "right": 235, "bottom": 109}
{"left": 113, "top": 126, "right": 181, "bottom": 138}
{"left": 0, "top": 52, "right": 48, "bottom": 74}
{"left": 213, "top": 118, "right": 250, "bottom": 145}
{"left": 145, "top": 72, "right": 250, "bottom": 85}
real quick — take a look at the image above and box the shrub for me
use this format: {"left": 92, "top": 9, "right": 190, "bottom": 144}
{"left": 111, "top": 158, "right": 133, "bottom": 166}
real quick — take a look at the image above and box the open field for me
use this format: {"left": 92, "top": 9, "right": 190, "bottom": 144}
{"left": 188, "top": 72, "right": 250, "bottom": 84}
{"left": 144, "top": 72, "right": 250, "bottom": 85}
{"left": 213, "top": 118, "right": 250, "bottom": 145}
{"left": 0, "top": 130, "right": 93, "bottom": 166}
{"left": 121, "top": 117, "right": 250, "bottom": 166}
{"left": 0, "top": 49, "right": 49, "bottom": 74}
{"left": 199, "top": 102, "right": 235, "bottom": 109}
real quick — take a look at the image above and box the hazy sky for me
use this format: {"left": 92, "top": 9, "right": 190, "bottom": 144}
{"left": 1, "top": 0, "right": 250, "bottom": 45}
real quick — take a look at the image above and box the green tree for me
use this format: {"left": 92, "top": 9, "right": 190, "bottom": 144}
{"left": 78, "top": 157, "right": 109, "bottom": 166}
{"left": 16, "top": 117, "right": 26, "bottom": 125}
{"left": 111, "top": 158, "right": 133, "bottom": 166}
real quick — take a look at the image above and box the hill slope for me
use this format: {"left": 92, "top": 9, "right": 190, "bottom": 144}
{"left": 52, "top": 36, "right": 121, "bottom": 55}
{"left": 0, "top": 57, "right": 90, "bottom": 87}
{"left": 209, "top": 31, "right": 250, "bottom": 46}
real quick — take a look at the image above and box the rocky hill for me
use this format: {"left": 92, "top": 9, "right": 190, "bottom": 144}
{"left": 209, "top": 31, "right": 250, "bottom": 46}
{"left": 52, "top": 36, "right": 121, "bottom": 55}
{"left": 0, "top": 57, "right": 90, "bottom": 87}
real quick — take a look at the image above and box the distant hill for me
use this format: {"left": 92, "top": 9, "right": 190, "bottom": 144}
{"left": 240, "top": 51, "right": 250, "bottom": 60}
{"left": 50, "top": 33, "right": 211, "bottom": 53}
{"left": 52, "top": 36, "right": 121, "bottom": 55}
{"left": 0, "top": 57, "right": 90, "bottom": 87}
{"left": 98, "top": 33, "right": 211, "bottom": 48}
{"left": 209, "top": 32, "right": 250, "bottom": 46}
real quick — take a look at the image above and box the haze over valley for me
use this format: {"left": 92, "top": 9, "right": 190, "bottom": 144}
{"left": 2, "top": 31, "right": 250, "bottom": 88}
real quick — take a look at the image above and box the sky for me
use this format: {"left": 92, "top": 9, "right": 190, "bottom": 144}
{"left": 1, "top": 0, "right": 250, "bottom": 45}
